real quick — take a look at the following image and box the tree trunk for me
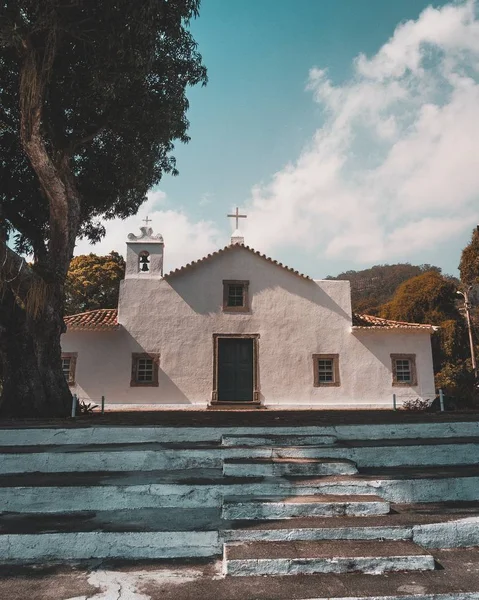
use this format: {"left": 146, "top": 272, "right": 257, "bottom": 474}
{"left": 0, "top": 289, "right": 46, "bottom": 416}
{"left": 0, "top": 287, "right": 71, "bottom": 418}
{"left": 0, "top": 32, "right": 81, "bottom": 418}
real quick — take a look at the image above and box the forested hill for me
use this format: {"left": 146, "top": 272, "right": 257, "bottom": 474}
{"left": 326, "top": 263, "right": 443, "bottom": 315}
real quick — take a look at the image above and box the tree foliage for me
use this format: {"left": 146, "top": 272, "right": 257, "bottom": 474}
{"left": 379, "top": 270, "right": 475, "bottom": 403}
{"left": 327, "top": 263, "right": 442, "bottom": 315}
{"left": 380, "top": 271, "right": 459, "bottom": 325}
{"left": 65, "top": 252, "right": 125, "bottom": 315}
{"left": 1, "top": 0, "right": 207, "bottom": 256}
{"left": 459, "top": 228, "right": 479, "bottom": 287}
{"left": 0, "top": 0, "right": 207, "bottom": 416}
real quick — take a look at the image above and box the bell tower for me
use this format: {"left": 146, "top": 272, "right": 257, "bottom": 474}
{"left": 125, "top": 218, "right": 164, "bottom": 279}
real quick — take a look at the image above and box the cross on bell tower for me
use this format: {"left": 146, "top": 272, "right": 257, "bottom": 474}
{"left": 227, "top": 207, "right": 247, "bottom": 245}
{"left": 227, "top": 207, "right": 247, "bottom": 229}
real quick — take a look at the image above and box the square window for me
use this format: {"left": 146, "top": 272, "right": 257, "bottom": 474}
{"left": 223, "top": 280, "right": 249, "bottom": 312}
{"left": 228, "top": 285, "right": 245, "bottom": 307}
{"left": 391, "top": 354, "right": 417, "bottom": 386}
{"left": 61, "top": 353, "right": 77, "bottom": 386}
{"left": 137, "top": 358, "right": 154, "bottom": 382}
{"left": 131, "top": 353, "right": 159, "bottom": 386}
{"left": 317, "top": 359, "right": 334, "bottom": 382}
{"left": 313, "top": 354, "right": 340, "bottom": 387}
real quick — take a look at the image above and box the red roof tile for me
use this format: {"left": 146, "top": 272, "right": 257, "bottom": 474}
{"left": 164, "top": 244, "right": 312, "bottom": 280}
{"left": 64, "top": 308, "right": 118, "bottom": 331}
{"left": 352, "top": 313, "right": 434, "bottom": 331}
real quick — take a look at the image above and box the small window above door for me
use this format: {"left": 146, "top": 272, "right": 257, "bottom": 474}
{"left": 223, "top": 280, "right": 249, "bottom": 312}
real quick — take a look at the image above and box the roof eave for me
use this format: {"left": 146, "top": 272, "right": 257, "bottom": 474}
{"left": 164, "top": 244, "right": 312, "bottom": 281}
{"left": 351, "top": 325, "right": 434, "bottom": 333}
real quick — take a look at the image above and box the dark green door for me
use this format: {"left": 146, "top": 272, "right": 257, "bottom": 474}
{"left": 217, "top": 338, "right": 254, "bottom": 402}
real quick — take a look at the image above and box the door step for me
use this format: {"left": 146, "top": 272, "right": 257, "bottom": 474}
{"left": 208, "top": 402, "right": 264, "bottom": 410}
{"left": 223, "top": 539, "right": 435, "bottom": 576}
{"left": 223, "top": 457, "right": 358, "bottom": 477}
{"left": 221, "top": 434, "right": 337, "bottom": 447}
{"left": 222, "top": 494, "right": 389, "bottom": 520}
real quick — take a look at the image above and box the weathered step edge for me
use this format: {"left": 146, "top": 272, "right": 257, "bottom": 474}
{"left": 221, "top": 434, "right": 338, "bottom": 447}
{"left": 223, "top": 553, "right": 435, "bottom": 576}
{"left": 223, "top": 458, "right": 358, "bottom": 477}
{"left": 222, "top": 494, "right": 389, "bottom": 520}
{"left": 0, "top": 530, "right": 220, "bottom": 562}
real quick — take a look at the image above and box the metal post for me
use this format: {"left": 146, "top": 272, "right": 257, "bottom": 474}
{"left": 71, "top": 393, "right": 77, "bottom": 418}
{"left": 101, "top": 395, "right": 105, "bottom": 414}
{"left": 457, "top": 288, "right": 477, "bottom": 380}
{"left": 393, "top": 393, "right": 397, "bottom": 411}
{"left": 439, "top": 388, "right": 445, "bottom": 412}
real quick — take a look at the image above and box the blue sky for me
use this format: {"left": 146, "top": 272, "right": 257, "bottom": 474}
{"left": 78, "top": 0, "right": 479, "bottom": 278}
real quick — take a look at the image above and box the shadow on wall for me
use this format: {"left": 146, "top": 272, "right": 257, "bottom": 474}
{"left": 156, "top": 370, "right": 192, "bottom": 404}
{"left": 352, "top": 331, "right": 395, "bottom": 372}
{"left": 164, "top": 247, "right": 351, "bottom": 320}
{"left": 76, "top": 329, "right": 193, "bottom": 405}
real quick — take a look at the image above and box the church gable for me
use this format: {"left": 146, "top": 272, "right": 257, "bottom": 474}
{"left": 164, "top": 243, "right": 311, "bottom": 282}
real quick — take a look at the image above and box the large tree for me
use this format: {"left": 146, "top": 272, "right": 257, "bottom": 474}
{"left": 381, "top": 271, "right": 475, "bottom": 403}
{"left": 65, "top": 252, "right": 125, "bottom": 315}
{"left": 327, "top": 263, "right": 441, "bottom": 315}
{"left": 0, "top": 1, "right": 207, "bottom": 416}
{"left": 459, "top": 227, "right": 479, "bottom": 287}
{"left": 380, "top": 271, "right": 459, "bottom": 325}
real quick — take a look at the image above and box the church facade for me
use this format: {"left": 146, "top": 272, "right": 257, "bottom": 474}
{"left": 62, "top": 224, "right": 436, "bottom": 409}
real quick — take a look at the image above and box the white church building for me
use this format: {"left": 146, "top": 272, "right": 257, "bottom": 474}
{"left": 62, "top": 218, "right": 436, "bottom": 409}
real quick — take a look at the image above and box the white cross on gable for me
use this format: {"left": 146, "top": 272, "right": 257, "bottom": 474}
{"left": 227, "top": 207, "right": 247, "bottom": 229}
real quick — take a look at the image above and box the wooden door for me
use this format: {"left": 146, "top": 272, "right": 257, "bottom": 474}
{"left": 217, "top": 338, "right": 254, "bottom": 402}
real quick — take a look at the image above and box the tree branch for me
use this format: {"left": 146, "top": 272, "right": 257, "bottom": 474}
{"left": 18, "top": 23, "right": 80, "bottom": 278}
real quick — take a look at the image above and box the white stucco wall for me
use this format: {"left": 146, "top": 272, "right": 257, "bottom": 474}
{"left": 61, "top": 246, "right": 435, "bottom": 408}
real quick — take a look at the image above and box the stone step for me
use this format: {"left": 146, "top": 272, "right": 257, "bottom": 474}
{"left": 3, "top": 466, "right": 479, "bottom": 513}
{"left": 222, "top": 494, "right": 389, "bottom": 520}
{"left": 223, "top": 539, "right": 435, "bottom": 576}
{"left": 2, "top": 506, "right": 479, "bottom": 563}
{"left": 223, "top": 457, "right": 358, "bottom": 477}
{"left": 2, "top": 420, "right": 479, "bottom": 447}
{"left": 272, "top": 437, "right": 479, "bottom": 468}
{"left": 0, "top": 508, "right": 221, "bottom": 561}
{"left": 224, "top": 502, "right": 479, "bottom": 547}
{"left": 3, "top": 437, "right": 479, "bottom": 474}
{"left": 221, "top": 434, "right": 337, "bottom": 447}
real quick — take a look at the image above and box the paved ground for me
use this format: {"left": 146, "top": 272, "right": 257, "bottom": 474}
{"left": 2, "top": 548, "right": 479, "bottom": 599}
{"left": 1, "top": 408, "right": 479, "bottom": 428}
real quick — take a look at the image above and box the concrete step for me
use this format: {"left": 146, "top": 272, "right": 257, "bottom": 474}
{"left": 3, "top": 437, "right": 479, "bottom": 474}
{"left": 2, "top": 505, "right": 479, "bottom": 563}
{"left": 0, "top": 508, "right": 221, "bottom": 561}
{"left": 223, "top": 539, "right": 435, "bottom": 576}
{"left": 222, "top": 494, "right": 389, "bottom": 520}
{"left": 224, "top": 502, "right": 479, "bottom": 548}
{"left": 221, "top": 434, "right": 337, "bottom": 447}
{"left": 272, "top": 436, "right": 479, "bottom": 468}
{"left": 3, "top": 466, "right": 479, "bottom": 513}
{"left": 3, "top": 420, "right": 479, "bottom": 448}
{"left": 223, "top": 457, "right": 358, "bottom": 477}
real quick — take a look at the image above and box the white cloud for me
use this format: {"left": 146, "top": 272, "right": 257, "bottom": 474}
{"left": 244, "top": 0, "right": 479, "bottom": 264}
{"left": 74, "top": 191, "right": 221, "bottom": 271}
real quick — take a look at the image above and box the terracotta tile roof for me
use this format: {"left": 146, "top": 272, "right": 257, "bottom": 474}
{"left": 352, "top": 313, "right": 434, "bottom": 331}
{"left": 164, "top": 244, "right": 312, "bottom": 280}
{"left": 64, "top": 308, "right": 119, "bottom": 331}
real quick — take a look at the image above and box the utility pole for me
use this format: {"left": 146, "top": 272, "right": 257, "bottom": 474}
{"left": 457, "top": 287, "right": 477, "bottom": 379}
